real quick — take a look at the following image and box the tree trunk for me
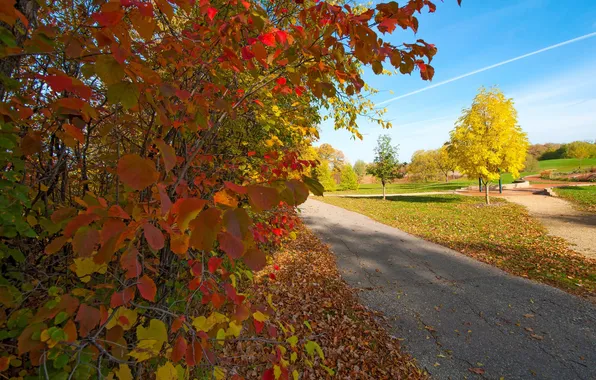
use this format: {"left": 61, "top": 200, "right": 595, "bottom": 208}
{"left": 382, "top": 180, "right": 386, "bottom": 200}
{"left": 445, "top": 173, "right": 449, "bottom": 182}
{"left": 485, "top": 181, "right": 490, "bottom": 205}
{"left": 0, "top": 0, "right": 39, "bottom": 99}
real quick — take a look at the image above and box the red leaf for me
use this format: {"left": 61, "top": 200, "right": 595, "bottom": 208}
{"left": 211, "top": 292, "right": 225, "bottom": 309}
{"left": 262, "top": 368, "right": 274, "bottom": 380}
{"left": 171, "top": 316, "right": 185, "bottom": 333}
{"left": 247, "top": 185, "right": 280, "bottom": 212}
{"left": 144, "top": 223, "right": 164, "bottom": 250}
{"left": 208, "top": 257, "right": 223, "bottom": 274}
{"left": 117, "top": 154, "right": 159, "bottom": 191}
{"left": 224, "top": 181, "right": 248, "bottom": 194}
{"left": 171, "top": 336, "right": 187, "bottom": 363}
{"left": 137, "top": 275, "right": 157, "bottom": 301}
{"left": 254, "top": 319, "right": 264, "bottom": 333}
{"left": 110, "top": 287, "right": 135, "bottom": 308}
{"left": 72, "top": 227, "right": 99, "bottom": 257}
{"left": 120, "top": 246, "right": 142, "bottom": 279}
{"left": 75, "top": 304, "right": 100, "bottom": 337}
{"left": 108, "top": 205, "right": 130, "bottom": 219}
{"left": 44, "top": 74, "right": 73, "bottom": 92}
{"left": 158, "top": 183, "right": 173, "bottom": 216}
{"left": 207, "top": 7, "right": 218, "bottom": 21}
{"left": 92, "top": 11, "right": 124, "bottom": 27}
{"left": 276, "top": 77, "right": 286, "bottom": 86}
{"left": 217, "top": 231, "right": 245, "bottom": 259}
{"left": 259, "top": 33, "right": 276, "bottom": 47}
{"left": 185, "top": 340, "right": 202, "bottom": 367}
{"left": 64, "top": 214, "right": 99, "bottom": 237}
{"left": 241, "top": 46, "right": 254, "bottom": 60}
{"left": 468, "top": 368, "right": 485, "bottom": 375}
{"left": 63, "top": 124, "right": 85, "bottom": 144}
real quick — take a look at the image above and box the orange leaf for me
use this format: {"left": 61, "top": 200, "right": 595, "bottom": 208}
{"left": 158, "top": 183, "right": 173, "bottom": 215}
{"left": 117, "top": 154, "right": 159, "bottom": 191}
{"left": 137, "top": 274, "right": 157, "bottom": 302}
{"left": 189, "top": 208, "right": 222, "bottom": 251}
{"left": 64, "top": 319, "right": 78, "bottom": 342}
{"left": 44, "top": 236, "right": 69, "bottom": 255}
{"left": 63, "top": 124, "right": 85, "bottom": 144}
{"left": 75, "top": 304, "right": 100, "bottom": 337}
{"left": 144, "top": 223, "right": 164, "bottom": 250}
{"left": 170, "top": 233, "right": 189, "bottom": 256}
{"left": 214, "top": 189, "right": 237, "bottom": 208}
{"left": 175, "top": 198, "right": 207, "bottom": 230}
{"left": 63, "top": 213, "right": 99, "bottom": 237}
{"left": 242, "top": 248, "right": 266, "bottom": 271}
{"left": 171, "top": 335, "right": 187, "bottom": 363}
{"left": 155, "top": 138, "right": 176, "bottom": 172}
{"left": 171, "top": 316, "right": 185, "bottom": 333}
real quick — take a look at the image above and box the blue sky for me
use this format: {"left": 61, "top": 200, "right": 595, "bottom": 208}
{"left": 316, "top": 0, "right": 596, "bottom": 163}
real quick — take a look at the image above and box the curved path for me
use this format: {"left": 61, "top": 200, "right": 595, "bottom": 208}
{"left": 300, "top": 198, "right": 596, "bottom": 379}
{"left": 502, "top": 194, "right": 596, "bottom": 259}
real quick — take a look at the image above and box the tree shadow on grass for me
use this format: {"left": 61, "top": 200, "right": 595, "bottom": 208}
{"left": 377, "top": 195, "right": 460, "bottom": 203}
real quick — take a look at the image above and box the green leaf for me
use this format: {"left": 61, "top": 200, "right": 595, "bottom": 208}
{"left": 54, "top": 311, "right": 68, "bottom": 325}
{"left": 53, "top": 353, "right": 69, "bottom": 369}
{"left": 95, "top": 55, "right": 125, "bottom": 85}
{"left": 301, "top": 175, "right": 324, "bottom": 196}
{"left": 107, "top": 82, "right": 139, "bottom": 110}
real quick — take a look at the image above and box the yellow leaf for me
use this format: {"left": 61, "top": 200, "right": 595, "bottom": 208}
{"left": 105, "top": 308, "right": 138, "bottom": 331}
{"left": 26, "top": 215, "right": 37, "bottom": 226}
{"left": 114, "top": 364, "right": 133, "bottom": 380}
{"left": 129, "top": 319, "right": 167, "bottom": 361}
{"left": 156, "top": 362, "right": 177, "bottom": 380}
{"left": 274, "top": 365, "right": 282, "bottom": 379}
{"left": 253, "top": 311, "right": 269, "bottom": 322}
{"left": 213, "top": 367, "right": 225, "bottom": 380}
{"left": 267, "top": 294, "right": 277, "bottom": 311}
{"left": 192, "top": 312, "right": 228, "bottom": 332}
{"left": 227, "top": 321, "right": 242, "bottom": 338}
{"left": 292, "top": 370, "right": 299, "bottom": 380}
{"left": 72, "top": 257, "right": 107, "bottom": 283}
{"left": 216, "top": 328, "right": 226, "bottom": 345}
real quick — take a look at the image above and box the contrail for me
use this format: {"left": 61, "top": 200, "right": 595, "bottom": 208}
{"left": 377, "top": 32, "right": 596, "bottom": 106}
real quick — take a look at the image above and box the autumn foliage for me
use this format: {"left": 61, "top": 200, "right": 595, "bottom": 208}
{"left": 0, "top": 0, "right": 442, "bottom": 378}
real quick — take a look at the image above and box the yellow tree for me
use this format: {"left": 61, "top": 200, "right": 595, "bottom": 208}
{"left": 449, "top": 88, "right": 529, "bottom": 204}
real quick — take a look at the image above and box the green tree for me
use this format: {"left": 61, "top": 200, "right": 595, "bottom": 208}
{"left": 408, "top": 150, "right": 440, "bottom": 182}
{"left": 434, "top": 145, "right": 457, "bottom": 182}
{"left": 340, "top": 164, "right": 359, "bottom": 190}
{"left": 523, "top": 153, "right": 540, "bottom": 173}
{"left": 353, "top": 160, "right": 368, "bottom": 183}
{"left": 367, "top": 135, "right": 400, "bottom": 200}
{"left": 449, "top": 87, "right": 529, "bottom": 204}
{"left": 316, "top": 160, "right": 336, "bottom": 192}
{"left": 566, "top": 141, "right": 592, "bottom": 168}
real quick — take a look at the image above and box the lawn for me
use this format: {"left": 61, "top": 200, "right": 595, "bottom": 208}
{"left": 553, "top": 185, "right": 596, "bottom": 212}
{"left": 538, "top": 158, "right": 596, "bottom": 172}
{"left": 316, "top": 195, "right": 596, "bottom": 296}
{"left": 331, "top": 158, "right": 596, "bottom": 195}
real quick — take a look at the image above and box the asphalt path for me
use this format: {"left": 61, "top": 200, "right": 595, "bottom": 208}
{"left": 300, "top": 198, "right": 596, "bottom": 379}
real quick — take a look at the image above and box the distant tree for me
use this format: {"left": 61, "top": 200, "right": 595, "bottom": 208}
{"left": 566, "top": 141, "right": 592, "bottom": 168}
{"left": 315, "top": 160, "right": 336, "bottom": 192}
{"left": 353, "top": 160, "right": 368, "bottom": 182}
{"left": 408, "top": 150, "right": 440, "bottom": 182}
{"left": 340, "top": 164, "right": 359, "bottom": 190}
{"left": 367, "top": 135, "right": 400, "bottom": 200}
{"left": 523, "top": 153, "right": 540, "bottom": 173}
{"left": 449, "top": 87, "right": 529, "bottom": 204}
{"left": 434, "top": 145, "right": 457, "bottom": 182}
{"left": 315, "top": 143, "right": 345, "bottom": 173}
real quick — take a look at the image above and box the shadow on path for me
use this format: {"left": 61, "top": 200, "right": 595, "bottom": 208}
{"left": 300, "top": 199, "right": 596, "bottom": 380}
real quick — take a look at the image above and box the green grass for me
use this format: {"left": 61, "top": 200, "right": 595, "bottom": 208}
{"left": 316, "top": 195, "right": 596, "bottom": 296}
{"left": 553, "top": 186, "right": 596, "bottom": 212}
{"left": 538, "top": 158, "right": 596, "bottom": 172}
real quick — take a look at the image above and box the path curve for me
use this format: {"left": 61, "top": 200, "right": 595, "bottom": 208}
{"left": 300, "top": 198, "right": 596, "bottom": 380}
{"left": 502, "top": 195, "right": 596, "bottom": 259}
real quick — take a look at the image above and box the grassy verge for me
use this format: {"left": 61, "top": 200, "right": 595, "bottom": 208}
{"left": 315, "top": 195, "right": 596, "bottom": 297}
{"left": 553, "top": 186, "right": 596, "bottom": 212}
{"left": 331, "top": 180, "right": 474, "bottom": 195}
{"left": 232, "top": 227, "right": 427, "bottom": 379}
